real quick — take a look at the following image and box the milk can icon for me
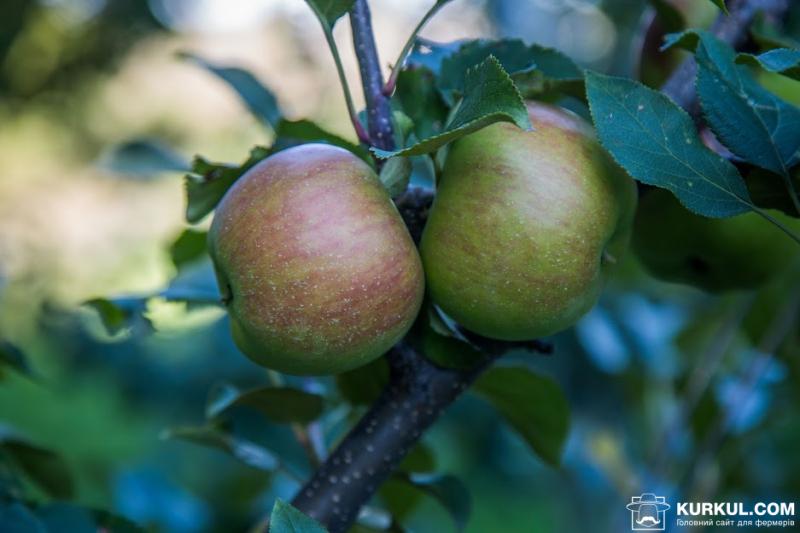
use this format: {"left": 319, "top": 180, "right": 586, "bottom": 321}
{"left": 626, "top": 493, "right": 671, "bottom": 531}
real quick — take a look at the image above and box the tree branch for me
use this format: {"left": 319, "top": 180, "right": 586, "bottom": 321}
{"left": 349, "top": 0, "right": 395, "bottom": 152}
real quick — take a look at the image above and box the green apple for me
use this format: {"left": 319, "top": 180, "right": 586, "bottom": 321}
{"left": 420, "top": 102, "right": 637, "bottom": 341}
{"left": 633, "top": 188, "right": 800, "bottom": 292}
{"left": 208, "top": 144, "right": 425, "bottom": 375}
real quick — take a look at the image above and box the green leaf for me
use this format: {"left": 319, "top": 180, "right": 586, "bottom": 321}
{"left": 169, "top": 229, "right": 208, "bottom": 270}
{"left": 374, "top": 56, "right": 531, "bottom": 158}
{"left": 736, "top": 48, "right": 800, "bottom": 81}
{"left": 395, "top": 67, "right": 448, "bottom": 140}
{"left": 437, "top": 39, "right": 537, "bottom": 105}
{"left": 398, "top": 473, "right": 471, "bottom": 531}
{"left": 335, "top": 357, "right": 389, "bottom": 406}
{"left": 472, "top": 366, "right": 570, "bottom": 465}
{"left": 269, "top": 499, "right": 327, "bottom": 533}
{"left": 398, "top": 442, "right": 436, "bottom": 473}
{"left": 206, "top": 385, "right": 324, "bottom": 424}
{"left": 0, "top": 341, "right": 33, "bottom": 378}
{"left": 646, "top": 0, "right": 686, "bottom": 34}
{"left": 162, "top": 426, "right": 279, "bottom": 471}
{"left": 274, "top": 119, "right": 370, "bottom": 163}
{"left": 512, "top": 44, "right": 584, "bottom": 100}
{"left": 180, "top": 53, "right": 282, "bottom": 130}
{"left": 0, "top": 434, "right": 74, "bottom": 499}
{"left": 708, "top": 0, "right": 728, "bottom": 14}
{"left": 304, "top": 0, "right": 354, "bottom": 28}
{"left": 585, "top": 70, "right": 753, "bottom": 217}
{"left": 746, "top": 167, "right": 800, "bottom": 216}
{"left": 664, "top": 30, "right": 800, "bottom": 176}
{"left": 101, "top": 139, "right": 189, "bottom": 177}
{"left": 185, "top": 145, "right": 271, "bottom": 224}
{"left": 378, "top": 156, "right": 412, "bottom": 197}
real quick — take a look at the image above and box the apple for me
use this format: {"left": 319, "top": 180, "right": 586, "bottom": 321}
{"left": 633, "top": 188, "right": 800, "bottom": 292}
{"left": 208, "top": 144, "right": 425, "bottom": 375}
{"left": 420, "top": 102, "right": 637, "bottom": 341}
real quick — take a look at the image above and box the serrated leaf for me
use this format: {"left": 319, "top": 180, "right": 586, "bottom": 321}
{"left": 664, "top": 30, "right": 800, "bottom": 177}
{"left": 374, "top": 56, "right": 530, "bottom": 158}
{"left": 269, "top": 499, "right": 327, "bottom": 533}
{"left": 0, "top": 341, "right": 32, "bottom": 378}
{"left": 163, "top": 426, "right": 279, "bottom": 471}
{"left": 0, "top": 433, "right": 74, "bottom": 499}
{"left": 472, "top": 366, "right": 569, "bottom": 465}
{"left": 585, "top": 70, "right": 753, "bottom": 217}
{"left": 709, "top": 0, "right": 728, "bottom": 14}
{"left": 304, "top": 0, "right": 354, "bottom": 28}
{"left": 736, "top": 48, "right": 800, "bottom": 81}
{"left": 207, "top": 386, "right": 324, "bottom": 424}
{"left": 438, "top": 39, "right": 537, "bottom": 105}
{"left": 379, "top": 156, "right": 412, "bottom": 196}
{"left": 180, "top": 53, "right": 281, "bottom": 130}
{"left": 398, "top": 473, "right": 470, "bottom": 532}
{"left": 185, "top": 146, "right": 271, "bottom": 224}
{"left": 169, "top": 229, "right": 208, "bottom": 270}
{"left": 512, "top": 44, "right": 584, "bottom": 100}
{"left": 101, "top": 139, "right": 189, "bottom": 177}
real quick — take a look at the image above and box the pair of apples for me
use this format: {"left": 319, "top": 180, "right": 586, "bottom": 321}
{"left": 208, "top": 102, "right": 636, "bottom": 375}
{"left": 207, "top": 101, "right": 796, "bottom": 376}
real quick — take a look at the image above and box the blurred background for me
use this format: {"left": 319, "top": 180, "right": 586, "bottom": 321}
{"left": 1, "top": 0, "right": 799, "bottom": 531}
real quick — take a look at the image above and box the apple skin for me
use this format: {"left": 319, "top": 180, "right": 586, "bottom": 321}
{"left": 208, "top": 144, "right": 424, "bottom": 375}
{"left": 633, "top": 188, "right": 800, "bottom": 292}
{"left": 420, "top": 102, "right": 637, "bottom": 341}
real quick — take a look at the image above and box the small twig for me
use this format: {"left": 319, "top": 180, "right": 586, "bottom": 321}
{"left": 383, "top": 0, "right": 450, "bottom": 96}
{"left": 349, "top": 0, "right": 395, "bottom": 152}
{"left": 306, "top": 2, "right": 369, "bottom": 143}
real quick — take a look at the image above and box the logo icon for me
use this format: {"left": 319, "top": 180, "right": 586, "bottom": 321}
{"left": 627, "top": 493, "right": 671, "bottom": 531}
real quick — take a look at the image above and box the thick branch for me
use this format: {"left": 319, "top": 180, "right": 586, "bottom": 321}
{"left": 290, "top": 344, "right": 489, "bottom": 532}
{"left": 349, "top": 0, "right": 395, "bottom": 151}
{"left": 661, "top": 0, "right": 789, "bottom": 111}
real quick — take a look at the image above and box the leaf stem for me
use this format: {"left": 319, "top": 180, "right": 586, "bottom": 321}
{"left": 309, "top": 6, "right": 370, "bottom": 144}
{"left": 752, "top": 206, "right": 800, "bottom": 245}
{"left": 780, "top": 171, "right": 800, "bottom": 216}
{"left": 383, "top": 0, "right": 449, "bottom": 96}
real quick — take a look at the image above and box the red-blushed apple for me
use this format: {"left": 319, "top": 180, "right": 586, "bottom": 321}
{"left": 208, "top": 144, "right": 424, "bottom": 375}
